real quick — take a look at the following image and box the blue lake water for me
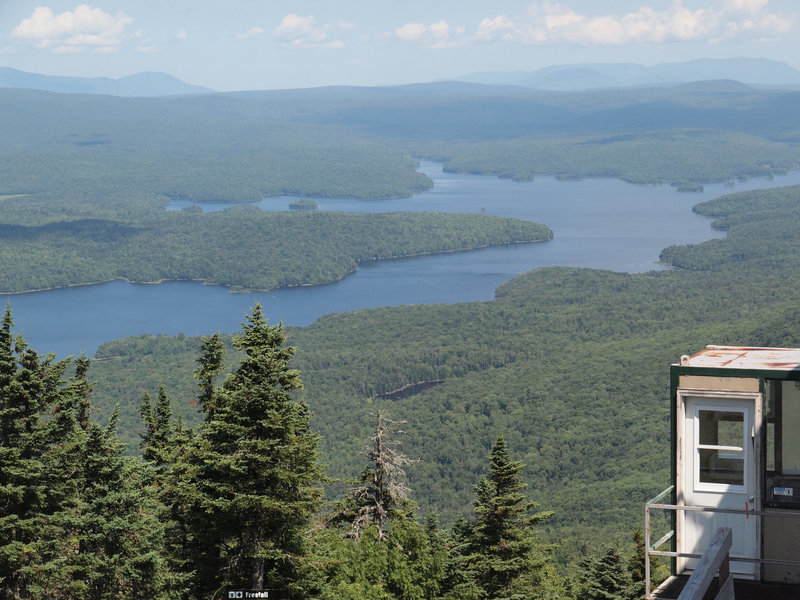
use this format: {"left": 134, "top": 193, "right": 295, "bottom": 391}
{"left": 5, "top": 162, "right": 800, "bottom": 358}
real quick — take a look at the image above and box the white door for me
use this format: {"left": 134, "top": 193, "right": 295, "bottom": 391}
{"left": 680, "top": 395, "right": 758, "bottom": 577}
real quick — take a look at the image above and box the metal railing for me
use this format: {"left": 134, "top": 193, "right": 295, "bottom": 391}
{"left": 645, "top": 486, "right": 800, "bottom": 599}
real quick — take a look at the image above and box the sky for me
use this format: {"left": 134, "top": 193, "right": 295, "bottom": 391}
{"left": 0, "top": 0, "right": 799, "bottom": 91}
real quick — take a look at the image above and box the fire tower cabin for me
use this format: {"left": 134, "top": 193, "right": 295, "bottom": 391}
{"left": 646, "top": 346, "right": 800, "bottom": 600}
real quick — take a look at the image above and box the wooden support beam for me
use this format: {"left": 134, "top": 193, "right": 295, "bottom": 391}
{"left": 715, "top": 574, "right": 734, "bottom": 600}
{"left": 678, "top": 528, "right": 733, "bottom": 600}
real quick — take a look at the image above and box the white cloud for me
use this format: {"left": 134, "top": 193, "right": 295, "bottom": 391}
{"left": 12, "top": 4, "right": 132, "bottom": 53}
{"left": 275, "top": 14, "right": 341, "bottom": 48}
{"left": 175, "top": 28, "right": 188, "bottom": 41}
{"left": 472, "top": 0, "right": 798, "bottom": 46}
{"left": 237, "top": 26, "right": 265, "bottom": 40}
{"left": 476, "top": 15, "right": 518, "bottom": 42}
{"left": 395, "top": 23, "right": 428, "bottom": 42}
{"left": 90, "top": 44, "right": 120, "bottom": 55}
{"left": 133, "top": 29, "right": 158, "bottom": 53}
{"left": 727, "top": 0, "right": 769, "bottom": 14}
{"left": 137, "top": 41, "right": 158, "bottom": 53}
{"left": 395, "top": 20, "right": 465, "bottom": 48}
{"left": 53, "top": 45, "right": 82, "bottom": 54}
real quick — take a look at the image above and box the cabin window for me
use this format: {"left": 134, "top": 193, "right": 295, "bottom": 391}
{"left": 696, "top": 409, "right": 745, "bottom": 487}
{"left": 766, "top": 380, "right": 800, "bottom": 507}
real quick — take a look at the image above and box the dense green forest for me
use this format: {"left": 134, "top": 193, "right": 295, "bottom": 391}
{"left": 414, "top": 129, "right": 797, "bottom": 187}
{"left": 2, "top": 305, "right": 650, "bottom": 599}
{"left": 0, "top": 89, "right": 433, "bottom": 211}
{"left": 0, "top": 211, "right": 548, "bottom": 293}
{"left": 660, "top": 184, "right": 800, "bottom": 271}
{"left": 79, "top": 183, "right": 800, "bottom": 571}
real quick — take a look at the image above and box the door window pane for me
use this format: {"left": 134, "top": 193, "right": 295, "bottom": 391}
{"left": 699, "top": 448, "right": 744, "bottom": 485}
{"left": 696, "top": 408, "right": 745, "bottom": 488}
{"left": 699, "top": 410, "right": 743, "bottom": 447}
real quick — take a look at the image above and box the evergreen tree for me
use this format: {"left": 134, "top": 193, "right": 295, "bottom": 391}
{"left": 452, "top": 435, "right": 560, "bottom": 600}
{"left": 0, "top": 307, "right": 74, "bottom": 598}
{"left": 440, "top": 515, "right": 482, "bottom": 600}
{"left": 628, "top": 527, "right": 647, "bottom": 600}
{"left": 69, "top": 411, "right": 171, "bottom": 599}
{"left": 310, "top": 413, "right": 445, "bottom": 600}
{"left": 0, "top": 308, "right": 174, "bottom": 598}
{"left": 194, "top": 332, "right": 225, "bottom": 416}
{"left": 138, "top": 383, "right": 197, "bottom": 598}
{"left": 140, "top": 384, "right": 175, "bottom": 470}
{"left": 31, "top": 353, "right": 101, "bottom": 599}
{"left": 183, "top": 305, "right": 323, "bottom": 597}
{"left": 579, "top": 546, "right": 632, "bottom": 600}
{"left": 309, "top": 517, "right": 447, "bottom": 600}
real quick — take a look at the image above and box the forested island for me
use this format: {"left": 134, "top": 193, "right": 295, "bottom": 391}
{"left": 289, "top": 199, "right": 319, "bottom": 210}
{"left": 3, "top": 77, "right": 800, "bottom": 598}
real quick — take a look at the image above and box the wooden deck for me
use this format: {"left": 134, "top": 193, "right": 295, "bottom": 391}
{"left": 653, "top": 575, "right": 800, "bottom": 600}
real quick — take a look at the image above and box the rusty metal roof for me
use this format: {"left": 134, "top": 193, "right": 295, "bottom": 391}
{"left": 677, "top": 346, "right": 800, "bottom": 372}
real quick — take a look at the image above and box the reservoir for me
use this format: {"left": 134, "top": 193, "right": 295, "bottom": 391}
{"left": 4, "top": 162, "right": 800, "bottom": 358}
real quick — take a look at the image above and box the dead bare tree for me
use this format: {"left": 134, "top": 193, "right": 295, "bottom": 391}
{"left": 347, "top": 410, "right": 415, "bottom": 541}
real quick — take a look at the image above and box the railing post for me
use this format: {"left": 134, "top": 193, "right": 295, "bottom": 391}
{"left": 717, "top": 551, "right": 732, "bottom": 600}
{"left": 645, "top": 502, "right": 652, "bottom": 600}
{"left": 677, "top": 528, "right": 733, "bottom": 600}
{"left": 645, "top": 485, "right": 675, "bottom": 598}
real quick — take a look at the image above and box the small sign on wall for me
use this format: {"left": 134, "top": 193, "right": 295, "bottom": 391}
{"left": 774, "top": 486, "right": 794, "bottom": 497}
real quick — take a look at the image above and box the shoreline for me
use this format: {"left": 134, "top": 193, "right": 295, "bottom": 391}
{"left": 0, "top": 234, "right": 553, "bottom": 297}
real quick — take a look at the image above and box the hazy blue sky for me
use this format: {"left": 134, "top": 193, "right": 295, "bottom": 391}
{"left": 1, "top": 0, "right": 798, "bottom": 90}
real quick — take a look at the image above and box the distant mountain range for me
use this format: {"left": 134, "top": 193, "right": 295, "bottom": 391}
{"left": 3, "top": 57, "right": 800, "bottom": 96}
{"left": 456, "top": 58, "right": 800, "bottom": 90}
{"left": 0, "top": 67, "right": 214, "bottom": 97}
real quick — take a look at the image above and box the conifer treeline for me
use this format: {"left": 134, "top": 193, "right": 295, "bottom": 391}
{"left": 0, "top": 305, "right": 650, "bottom": 599}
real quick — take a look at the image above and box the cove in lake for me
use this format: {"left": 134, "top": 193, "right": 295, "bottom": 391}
{"left": 6, "top": 162, "right": 800, "bottom": 358}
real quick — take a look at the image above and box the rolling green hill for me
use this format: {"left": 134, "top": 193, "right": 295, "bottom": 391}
{"left": 2, "top": 83, "right": 799, "bottom": 217}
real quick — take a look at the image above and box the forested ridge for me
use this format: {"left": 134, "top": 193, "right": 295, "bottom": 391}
{"left": 0, "top": 211, "right": 549, "bottom": 293}
{"left": 2, "top": 305, "right": 644, "bottom": 599}
{"left": 3, "top": 84, "right": 799, "bottom": 212}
